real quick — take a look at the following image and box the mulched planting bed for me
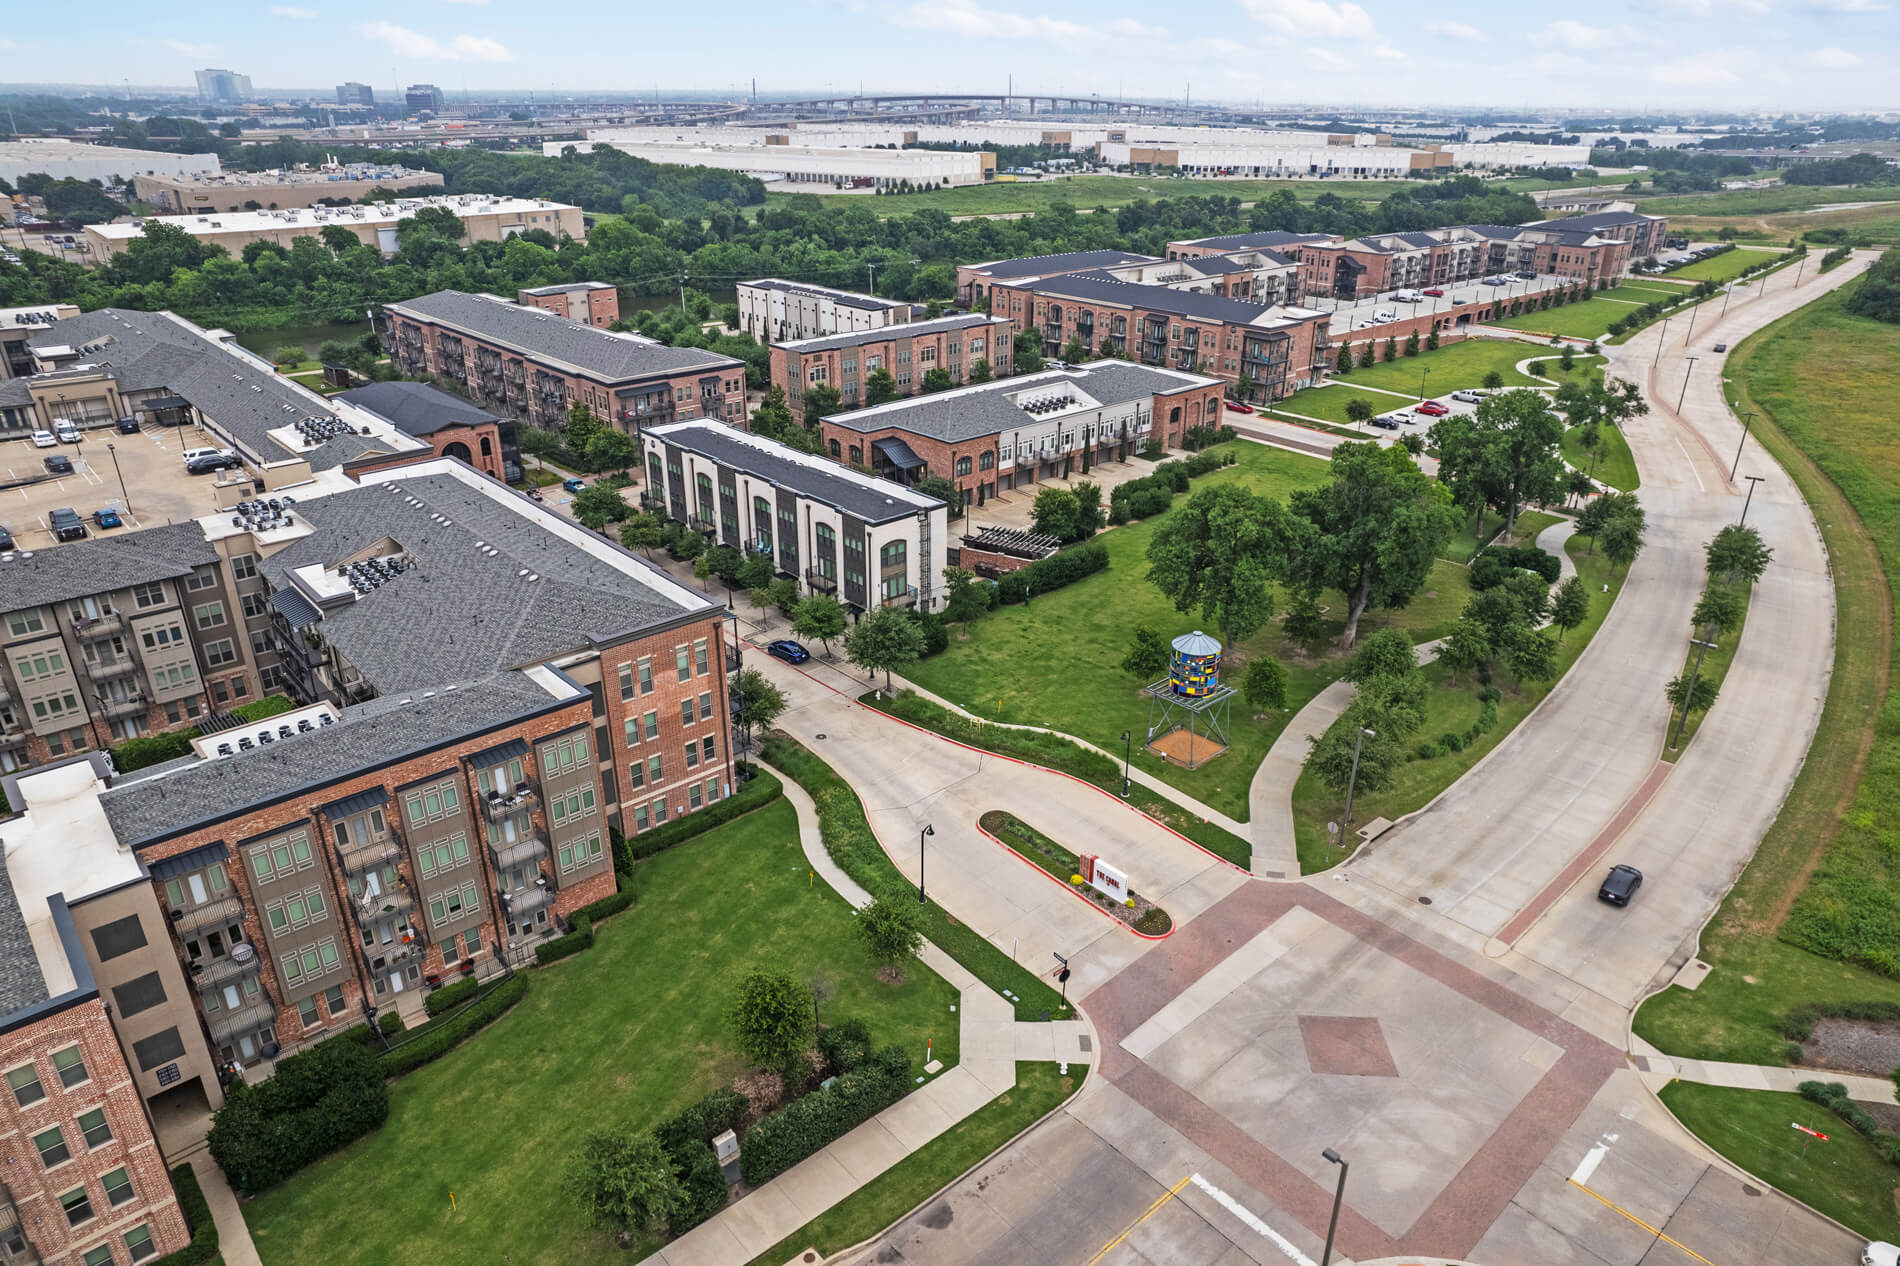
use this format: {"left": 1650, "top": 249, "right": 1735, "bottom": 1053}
{"left": 977, "top": 810, "right": 1173, "bottom": 936}
{"left": 1802, "top": 1017, "right": 1900, "bottom": 1078}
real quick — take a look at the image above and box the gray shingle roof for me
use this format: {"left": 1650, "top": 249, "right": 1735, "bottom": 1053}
{"left": 0, "top": 849, "right": 48, "bottom": 1015}
{"left": 1174, "top": 231, "right": 1334, "bottom": 251}
{"left": 647, "top": 421, "right": 942, "bottom": 523}
{"left": 1543, "top": 210, "right": 1658, "bottom": 232}
{"left": 823, "top": 362, "right": 1216, "bottom": 443}
{"left": 744, "top": 279, "right": 905, "bottom": 312}
{"left": 966, "top": 249, "right": 1158, "bottom": 279}
{"left": 336, "top": 380, "right": 502, "bottom": 436}
{"left": 99, "top": 671, "right": 568, "bottom": 850}
{"left": 1003, "top": 272, "right": 1297, "bottom": 326}
{"left": 387, "top": 290, "right": 742, "bottom": 383}
{"left": 777, "top": 313, "right": 1006, "bottom": 355}
{"left": 0, "top": 521, "right": 217, "bottom": 612}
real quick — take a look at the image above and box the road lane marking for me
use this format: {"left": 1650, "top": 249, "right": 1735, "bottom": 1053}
{"left": 1083, "top": 1174, "right": 1190, "bottom": 1266}
{"left": 1567, "top": 1179, "right": 1718, "bottom": 1265}
{"left": 1188, "top": 1173, "right": 1319, "bottom": 1266}
{"left": 1570, "top": 1143, "right": 1609, "bottom": 1186}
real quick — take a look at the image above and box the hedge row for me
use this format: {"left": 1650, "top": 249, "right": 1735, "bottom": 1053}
{"left": 110, "top": 694, "right": 298, "bottom": 772}
{"left": 149, "top": 1163, "right": 219, "bottom": 1266}
{"left": 611, "top": 765, "right": 783, "bottom": 870}
{"left": 379, "top": 972, "right": 529, "bottom": 1078}
{"left": 656, "top": 1087, "right": 750, "bottom": 1233}
{"left": 996, "top": 540, "right": 1108, "bottom": 605}
{"left": 1108, "top": 447, "right": 1238, "bottom": 525}
{"left": 1798, "top": 1080, "right": 1900, "bottom": 1166}
{"left": 209, "top": 1037, "right": 388, "bottom": 1193}
{"left": 536, "top": 912, "right": 593, "bottom": 965}
{"left": 1470, "top": 544, "right": 1560, "bottom": 589}
{"left": 423, "top": 974, "right": 481, "bottom": 1017}
{"left": 739, "top": 1045, "right": 912, "bottom": 1186}
{"left": 1780, "top": 999, "right": 1900, "bottom": 1042}
{"left": 575, "top": 888, "right": 635, "bottom": 925}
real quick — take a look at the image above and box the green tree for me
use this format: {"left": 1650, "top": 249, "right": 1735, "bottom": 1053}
{"left": 1503, "top": 624, "right": 1559, "bottom": 692}
{"left": 1435, "top": 617, "right": 1492, "bottom": 682}
{"left": 1013, "top": 330, "right": 1045, "bottom": 374}
{"left": 1358, "top": 342, "right": 1377, "bottom": 370}
{"left": 846, "top": 605, "right": 926, "bottom": 690}
{"left": 733, "top": 666, "right": 787, "bottom": 751}
{"left": 619, "top": 513, "right": 666, "bottom": 558}
{"left": 802, "top": 383, "right": 841, "bottom": 427}
{"left": 921, "top": 367, "right": 953, "bottom": 394}
{"left": 1382, "top": 336, "right": 1398, "bottom": 363}
{"left": 1243, "top": 656, "right": 1288, "bottom": 713}
{"left": 791, "top": 593, "right": 847, "bottom": 655}
{"left": 585, "top": 430, "right": 638, "bottom": 472}
{"left": 1472, "top": 390, "right": 1567, "bottom": 530}
{"left": 1550, "top": 576, "right": 1588, "bottom": 643}
{"left": 968, "top": 358, "right": 994, "bottom": 383}
{"left": 1704, "top": 524, "right": 1772, "bottom": 585}
{"left": 864, "top": 369, "right": 901, "bottom": 406}
{"left": 1404, "top": 330, "right": 1420, "bottom": 357}
{"left": 1425, "top": 326, "right": 1440, "bottom": 351}
{"left": 1145, "top": 484, "right": 1290, "bottom": 646}
{"left": 1692, "top": 584, "right": 1747, "bottom": 637}
{"left": 942, "top": 567, "right": 988, "bottom": 628}
{"left": 751, "top": 384, "right": 796, "bottom": 440}
{"left": 1342, "top": 628, "right": 1417, "bottom": 684}
{"left": 1061, "top": 336, "right": 1089, "bottom": 365}
{"left": 1071, "top": 480, "right": 1105, "bottom": 538}
{"left": 1481, "top": 370, "right": 1505, "bottom": 391}
{"left": 273, "top": 344, "right": 305, "bottom": 366}
{"left": 1121, "top": 626, "right": 1170, "bottom": 680}
{"left": 571, "top": 483, "right": 631, "bottom": 530}
{"left": 855, "top": 897, "right": 923, "bottom": 967}
{"left": 1306, "top": 708, "right": 1404, "bottom": 808}
{"left": 1600, "top": 508, "right": 1647, "bottom": 573}
{"left": 1336, "top": 342, "right": 1354, "bottom": 375}
{"left": 1345, "top": 397, "right": 1375, "bottom": 426}
{"left": 1285, "top": 442, "right": 1460, "bottom": 648}
{"left": 564, "top": 1130, "right": 682, "bottom": 1238}
{"left": 1400, "top": 433, "right": 1426, "bottom": 457}
{"left": 736, "top": 553, "right": 774, "bottom": 592}
{"left": 1665, "top": 672, "right": 1720, "bottom": 715}
{"left": 1031, "top": 486, "right": 1081, "bottom": 540}
{"left": 914, "top": 475, "right": 962, "bottom": 518}
{"left": 565, "top": 402, "right": 604, "bottom": 455}
{"left": 727, "top": 971, "right": 815, "bottom": 1083}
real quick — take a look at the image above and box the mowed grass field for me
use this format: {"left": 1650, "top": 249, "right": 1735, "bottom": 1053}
{"left": 1635, "top": 182, "right": 1900, "bottom": 218}
{"left": 1669, "top": 200, "right": 1900, "bottom": 245}
{"left": 903, "top": 442, "right": 1474, "bottom": 820}
{"left": 1634, "top": 282, "right": 1900, "bottom": 1066}
{"left": 1663, "top": 247, "right": 1788, "bottom": 284}
{"left": 1492, "top": 285, "right": 1662, "bottom": 339}
{"left": 244, "top": 802, "right": 962, "bottom": 1266}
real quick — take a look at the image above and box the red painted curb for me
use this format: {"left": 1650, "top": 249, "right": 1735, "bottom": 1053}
{"left": 971, "top": 821, "right": 1175, "bottom": 940}
{"left": 1497, "top": 760, "right": 1673, "bottom": 945}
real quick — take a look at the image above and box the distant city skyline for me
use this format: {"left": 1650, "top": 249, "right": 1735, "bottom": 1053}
{"left": 2, "top": 0, "right": 1895, "bottom": 112}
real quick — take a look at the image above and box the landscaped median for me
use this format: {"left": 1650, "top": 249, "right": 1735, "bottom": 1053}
{"left": 977, "top": 810, "right": 1174, "bottom": 936}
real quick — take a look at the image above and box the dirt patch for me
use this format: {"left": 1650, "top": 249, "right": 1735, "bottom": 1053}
{"left": 1861, "top": 1101, "right": 1900, "bottom": 1133}
{"left": 1801, "top": 1016, "right": 1900, "bottom": 1078}
{"left": 875, "top": 964, "right": 908, "bottom": 985}
{"left": 732, "top": 1069, "right": 784, "bottom": 1122}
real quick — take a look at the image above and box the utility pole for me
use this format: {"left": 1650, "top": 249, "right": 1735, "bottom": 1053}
{"left": 1730, "top": 410, "right": 1757, "bottom": 481}
{"left": 1676, "top": 356, "right": 1698, "bottom": 414}
{"left": 678, "top": 271, "right": 689, "bottom": 316}
{"left": 1739, "top": 474, "right": 1765, "bottom": 528}
{"left": 866, "top": 261, "right": 877, "bottom": 296}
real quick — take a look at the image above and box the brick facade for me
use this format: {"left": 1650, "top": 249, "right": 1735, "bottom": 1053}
{"left": 516, "top": 284, "right": 620, "bottom": 327}
{"left": 596, "top": 617, "right": 737, "bottom": 839}
{"left": 772, "top": 317, "right": 1014, "bottom": 412}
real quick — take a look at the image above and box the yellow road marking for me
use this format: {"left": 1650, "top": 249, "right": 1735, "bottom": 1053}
{"left": 1568, "top": 1179, "right": 1718, "bottom": 1266}
{"left": 1083, "top": 1174, "right": 1193, "bottom": 1266}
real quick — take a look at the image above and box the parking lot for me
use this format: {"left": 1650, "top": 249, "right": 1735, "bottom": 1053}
{"left": 1320, "top": 272, "right": 1568, "bottom": 337}
{"left": 0, "top": 420, "right": 238, "bottom": 551}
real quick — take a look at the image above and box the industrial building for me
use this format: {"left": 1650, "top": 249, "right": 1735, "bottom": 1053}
{"left": 82, "top": 194, "right": 583, "bottom": 264}
{"left": 736, "top": 279, "right": 912, "bottom": 343}
{"left": 548, "top": 134, "right": 994, "bottom": 189}
{"left": 335, "top": 82, "right": 376, "bottom": 107}
{"left": 771, "top": 312, "right": 1014, "bottom": 411}
{"left": 194, "top": 68, "right": 251, "bottom": 103}
{"left": 0, "top": 139, "right": 222, "bottom": 187}
{"left": 406, "top": 84, "right": 446, "bottom": 113}
{"left": 131, "top": 161, "right": 444, "bottom": 213}
{"left": 643, "top": 419, "right": 950, "bottom": 613}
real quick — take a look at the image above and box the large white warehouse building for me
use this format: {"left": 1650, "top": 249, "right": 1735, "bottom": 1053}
{"left": 550, "top": 134, "right": 994, "bottom": 188}
{"left": 0, "top": 139, "right": 223, "bottom": 186}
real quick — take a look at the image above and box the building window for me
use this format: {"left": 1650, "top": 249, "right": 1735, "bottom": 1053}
{"left": 680, "top": 699, "right": 695, "bottom": 726}
{"left": 60, "top": 1186, "right": 94, "bottom": 1227}
{"left": 702, "top": 735, "right": 716, "bottom": 763}
{"left": 643, "top": 709, "right": 658, "bottom": 739}
{"left": 618, "top": 663, "right": 634, "bottom": 701}
{"left": 558, "top": 833, "right": 603, "bottom": 874}
{"left": 676, "top": 646, "right": 691, "bottom": 683}
{"left": 126, "top": 1225, "right": 158, "bottom": 1263}
{"left": 879, "top": 541, "right": 906, "bottom": 571}
{"left": 232, "top": 553, "right": 258, "bottom": 580}
{"left": 849, "top": 445, "right": 862, "bottom": 465}
{"left": 102, "top": 1166, "right": 134, "bottom": 1208}
{"left": 205, "top": 638, "right": 236, "bottom": 667}
{"left": 6, "top": 1062, "right": 44, "bottom": 1107}
{"left": 249, "top": 831, "right": 315, "bottom": 882}
{"left": 638, "top": 657, "right": 654, "bottom": 694}
{"left": 694, "top": 639, "right": 708, "bottom": 676}
{"left": 402, "top": 783, "right": 460, "bottom": 827}
{"left": 83, "top": 1247, "right": 113, "bottom": 1266}
{"left": 52, "top": 1045, "right": 88, "bottom": 1089}
{"left": 699, "top": 691, "right": 713, "bottom": 720}
{"left": 627, "top": 760, "right": 644, "bottom": 790}
{"left": 633, "top": 804, "right": 649, "bottom": 832}
{"left": 325, "top": 984, "right": 347, "bottom": 1016}
{"left": 132, "top": 581, "right": 166, "bottom": 608}
{"left": 7, "top": 609, "right": 45, "bottom": 636}
{"left": 685, "top": 742, "right": 699, "bottom": 770}
{"left": 36, "top": 1125, "right": 70, "bottom": 1169}
{"left": 298, "top": 996, "right": 320, "bottom": 1027}
{"left": 828, "top": 439, "right": 841, "bottom": 459}
{"left": 956, "top": 456, "right": 972, "bottom": 476}
{"left": 648, "top": 754, "right": 662, "bottom": 785}
{"left": 78, "top": 1107, "right": 112, "bottom": 1149}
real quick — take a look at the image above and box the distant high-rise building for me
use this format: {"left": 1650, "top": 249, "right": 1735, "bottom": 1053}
{"left": 336, "top": 81, "right": 376, "bottom": 107}
{"left": 406, "top": 83, "right": 446, "bottom": 113}
{"left": 194, "top": 68, "right": 252, "bottom": 102}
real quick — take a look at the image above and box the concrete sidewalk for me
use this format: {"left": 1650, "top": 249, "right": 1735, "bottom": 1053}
{"left": 1247, "top": 681, "right": 1352, "bottom": 879}
{"left": 1631, "top": 1036, "right": 1895, "bottom": 1106}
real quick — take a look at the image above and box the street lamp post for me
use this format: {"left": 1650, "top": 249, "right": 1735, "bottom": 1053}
{"left": 1417, "top": 365, "right": 1429, "bottom": 404}
{"left": 1729, "top": 410, "right": 1758, "bottom": 482}
{"left": 1739, "top": 474, "right": 1765, "bottom": 528}
{"left": 1676, "top": 356, "right": 1698, "bottom": 414}
{"left": 1342, "top": 726, "right": 1375, "bottom": 828}
{"left": 106, "top": 442, "right": 131, "bottom": 514}
{"left": 1719, "top": 283, "right": 1735, "bottom": 321}
{"left": 917, "top": 823, "right": 933, "bottom": 904}
{"left": 1683, "top": 295, "right": 1700, "bottom": 342}
{"left": 1652, "top": 317, "right": 1670, "bottom": 367}
{"left": 867, "top": 262, "right": 878, "bottom": 296}
{"left": 1320, "top": 1148, "right": 1349, "bottom": 1266}
{"left": 1669, "top": 637, "right": 1722, "bottom": 751}
{"left": 1120, "top": 729, "right": 1132, "bottom": 798}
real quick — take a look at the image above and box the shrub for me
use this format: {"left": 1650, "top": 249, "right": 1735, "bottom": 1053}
{"left": 536, "top": 913, "right": 594, "bottom": 965}
{"left": 655, "top": 1088, "right": 751, "bottom": 1157}
{"left": 616, "top": 766, "right": 782, "bottom": 867}
{"left": 577, "top": 889, "right": 635, "bottom": 925}
{"left": 996, "top": 541, "right": 1109, "bottom": 606}
{"left": 1799, "top": 1080, "right": 1900, "bottom": 1167}
{"left": 669, "top": 1138, "right": 729, "bottom": 1232}
{"left": 1779, "top": 1000, "right": 1900, "bottom": 1042}
{"left": 819, "top": 1017, "right": 872, "bottom": 1075}
{"left": 1416, "top": 742, "right": 1439, "bottom": 760}
{"left": 1440, "top": 731, "right": 1465, "bottom": 753}
{"left": 378, "top": 1011, "right": 405, "bottom": 1037}
{"left": 149, "top": 1163, "right": 219, "bottom": 1266}
{"left": 908, "top": 609, "right": 950, "bottom": 657}
{"left": 379, "top": 972, "right": 529, "bottom": 1078}
{"left": 424, "top": 975, "right": 481, "bottom": 1017}
{"left": 739, "top": 1045, "right": 912, "bottom": 1186}
{"left": 209, "top": 1038, "right": 389, "bottom": 1193}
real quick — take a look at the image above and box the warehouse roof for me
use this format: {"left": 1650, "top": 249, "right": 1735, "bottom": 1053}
{"left": 777, "top": 312, "right": 1007, "bottom": 355}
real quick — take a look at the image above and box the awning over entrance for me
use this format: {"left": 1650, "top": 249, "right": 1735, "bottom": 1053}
{"left": 871, "top": 435, "right": 926, "bottom": 473}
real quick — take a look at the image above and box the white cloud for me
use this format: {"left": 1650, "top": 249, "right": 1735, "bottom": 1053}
{"left": 1429, "top": 19, "right": 1481, "bottom": 39}
{"left": 1103, "top": 17, "right": 1168, "bottom": 39}
{"left": 271, "top": 4, "right": 316, "bottom": 16}
{"left": 892, "top": 0, "right": 1086, "bottom": 38}
{"left": 167, "top": 39, "right": 215, "bottom": 58}
{"left": 1808, "top": 0, "right": 1886, "bottom": 10}
{"left": 1650, "top": 55, "right": 1738, "bottom": 83}
{"left": 1664, "top": 0, "right": 1768, "bottom": 14}
{"left": 1532, "top": 19, "right": 1636, "bottom": 49}
{"left": 441, "top": 0, "right": 489, "bottom": 5}
{"left": 1242, "top": 0, "right": 1378, "bottom": 38}
{"left": 1804, "top": 44, "right": 1861, "bottom": 64}
{"left": 359, "top": 21, "right": 511, "bottom": 61}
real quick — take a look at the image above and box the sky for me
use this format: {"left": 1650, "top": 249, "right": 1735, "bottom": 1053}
{"left": 1, "top": 0, "right": 1895, "bottom": 114}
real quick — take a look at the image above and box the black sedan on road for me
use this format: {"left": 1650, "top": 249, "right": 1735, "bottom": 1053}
{"left": 767, "top": 639, "right": 811, "bottom": 664}
{"left": 1598, "top": 864, "right": 1644, "bottom": 906}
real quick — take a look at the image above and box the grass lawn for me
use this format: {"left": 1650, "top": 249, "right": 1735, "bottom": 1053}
{"left": 741, "top": 1062, "right": 1083, "bottom": 1266}
{"left": 1632, "top": 283, "right": 1900, "bottom": 1066}
{"left": 1524, "top": 354, "right": 1607, "bottom": 390}
{"left": 1665, "top": 248, "right": 1789, "bottom": 285}
{"left": 1512, "top": 510, "right": 1565, "bottom": 543}
{"left": 1442, "top": 508, "right": 1564, "bottom": 564}
{"left": 1670, "top": 203, "right": 1900, "bottom": 246}
{"left": 515, "top": 467, "right": 561, "bottom": 489}
{"left": 1324, "top": 337, "right": 1549, "bottom": 395}
{"left": 1659, "top": 1083, "right": 1900, "bottom": 1243}
{"left": 1492, "top": 287, "right": 1657, "bottom": 340}
{"left": 767, "top": 174, "right": 1424, "bottom": 218}
{"left": 242, "top": 801, "right": 963, "bottom": 1266}
{"left": 1268, "top": 386, "right": 1404, "bottom": 428}
{"left": 1661, "top": 578, "right": 1754, "bottom": 762}
{"left": 1294, "top": 536, "right": 1624, "bottom": 873}
{"left": 1564, "top": 423, "right": 1639, "bottom": 492}
{"left": 1637, "top": 183, "right": 1900, "bottom": 218}
{"left": 903, "top": 442, "right": 1473, "bottom": 821}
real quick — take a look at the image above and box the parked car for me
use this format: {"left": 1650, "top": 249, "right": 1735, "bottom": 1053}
{"left": 1368, "top": 416, "right": 1401, "bottom": 431}
{"left": 1373, "top": 309, "right": 1399, "bottom": 323}
{"left": 1415, "top": 400, "right": 1450, "bottom": 417}
{"left": 43, "top": 454, "right": 73, "bottom": 475}
{"left": 767, "top": 639, "right": 810, "bottom": 664}
{"left": 561, "top": 477, "right": 586, "bottom": 493}
{"left": 115, "top": 415, "right": 140, "bottom": 435}
{"left": 525, "top": 488, "right": 544, "bottom": 502}
{"left": 1357, "top": 319, "right": 1379, "bottom": 330}
{"left": 1514, "top": 270, "right": 1537, "bottom": 280}
{"left": 0, "top": 525, "right": 13, "bottom": 551}
{"left": 1862, "top": 1240, "right": 1899, "bottom": 1266}
{"left": 1392, "top": 289, "right": 1423, "bottom": 303}
{"left": 54, "top": 420, "right": 81, "bottom": 444}
{"left": 1423, "top": 288, "right": 1445, "bottom": 297}
{"left": 185, "top": 452, "right": 237, "bottom": 475}
{"left": 1224, "top": 400, "right": 1254, "bottom": 414}
{"left": 30, "top": 429, "right": 57, "bottom": 448}
{"left": 1597, "top": 864, "right": 1644, "bottom": 906}
{"left": 1450, "top": 389, "right": 1486, "bottom": 403}
{"left": 1712, "top": 342, "right": 1728, "bottom": 353}
{"left": 1481, "top": 276, "right": 1509, "bottom": 287}
{"left": 93, "top": 507, "right": 123, "bottom": 529}
{"left": 48, "top": 507, "right": 87, "bottom": 542}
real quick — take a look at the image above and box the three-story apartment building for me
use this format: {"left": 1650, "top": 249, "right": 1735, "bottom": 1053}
{"left": 770, "top": 314, "right": 1014, "bottom": 413}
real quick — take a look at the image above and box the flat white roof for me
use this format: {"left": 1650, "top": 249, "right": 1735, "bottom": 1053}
{"left": 88, "top": 194, "right": 576, "bottom": 241}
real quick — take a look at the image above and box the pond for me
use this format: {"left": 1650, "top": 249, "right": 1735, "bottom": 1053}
{"left": 232, "top": 321, "right": 371, "bottom": 359}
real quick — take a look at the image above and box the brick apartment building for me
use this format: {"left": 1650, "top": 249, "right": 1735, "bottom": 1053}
{"left": 383, "top": 290, "right": 747, "bottom": 437}
{"left": 771, "top": 313, "right": 1014, "bottom": 412}
{"left": 1163, "top": 230, "right": 1339, "bottom": 263}
{"left": 956, "top": 249, "right": 1159, "bottom": 306}
{"left": 819, "top": 362, "right": 1225, "bottom": 510}
{"left": 643, "top": 420, "right": 949, "bottom": 613}
{"left": 1298, "top": 218, "right": 1660, "bottom": 300}
{"left": 3, "top": 454, "right": 737, "bottom": 1107}
{"left": 1086, "top": 250, "right": 1305, "bottom": 307}
{"left": 335, "top": 380, "right": 517, "bottom": 482}
{"left": 986, "top": 273, "right": 1331, "bottom": 401}
{"left": 736, "top": 279, "right": 911, "bottom": 343}
{"left": 516, "top": 282, "right": 620, "bottom": 327}
{"left": 1544, "top": 208, "right": 1670, "bottom": 260}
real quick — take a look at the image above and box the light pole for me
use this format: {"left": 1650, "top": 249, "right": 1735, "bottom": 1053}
{"left": 1417, "top": 364, "right": 1429, "bottom": 404}
{"left": 1120, "top": 729, "right": 1132, "bottom": 798}
{"left": 106, "top": 442, "right": 131, "bottom": 513}
{"left": 1675, "top": 356, "right": 1698, "bottom": 414}
{"left": 1719, "top": 283, "right": 1734, "bottom": 321}
{"left": 917, "top": 823, "right": 933, "bottom": 904}
{"left": 1652, "top": 317, "right": 1670, "bottom": 366}
{"left": 1729, "top": 410, "right": 1757, "bottom": 482}
{"left": 1739, "top": 474, "right": 1765, "bottom": 528}
{"left": 1320, "top": 1148, "right": 1349, "bottom": 1266}
{"left": 1669, "top": 637, "right": 1722, "bottom": 751}
{"left": 867, "top": 262, "right": 878, "bottom": 296}
{"left": 1342, "top": 727, "right": 1375, "bottom": 828}
{"left": 1683, "top": 294, "right": 1700, "bottom": 342}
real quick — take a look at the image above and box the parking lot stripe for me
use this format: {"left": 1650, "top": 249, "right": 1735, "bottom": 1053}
{"left": 1567, "top": 1178, "right": 1718, "bottom": 1265}
{"left": 1188, "top": 1173, "right": 1319, "bottom": 1266}
{"left": 1082, "top": 1174, "right": 1191, "bottom": 1266}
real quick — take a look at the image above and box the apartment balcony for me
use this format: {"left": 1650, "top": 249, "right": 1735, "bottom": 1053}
{"left": 359, "top": 888, "right": 413, "bottom": 921}
{"left": 1014, "top": 450, "right": 1036, "bottom": 467}
{"left": 488, "top": 835, "right": 548, "bottom": 871}
{"left": 337, "top": 836, "right": 403, "bottom": 877}
{"left": 73, "top": 609, "right": 123, "bottom": 638}
{"left": 805, "top": 567, "right": 837, "bottom": 594}
{"left": 480, "top": 778, "right": 540, "bottom": 823}
{"left": 172, "top": 897, "right": 243, "bottom": 937}
{"left": 500, "top": 883, "right": 555, "bottom": 921}
{"left": 371, "top": 939, "right": 423, "bottom": 970}
{"left": 98, "top": 692, "right": 148, "bottom": 719}
{"left": 0, "top": 1182, "right": 20, "bottom": 1236}
{"left": 206, "top": 999, "right": 276, "bottom": 1045}
{"left": 879, "top": 588, "right": 914, "bottom": 608}
{"left": 87, "top": 654, "right": 139, "bottom": 680}
{"left": 191, "top": 950, "right": 261, "bottom": 993}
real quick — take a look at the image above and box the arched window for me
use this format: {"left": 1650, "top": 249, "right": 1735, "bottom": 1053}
{"left": 955, "top": 456, "right": 972, "bottom": 476}
{"left": 828, "top": 438, "right": 841, "bottom": 459}
{"left": 480, "top": 435, "right": 493, "bottom": 457}
{"left": 849, "top": 445, "right": 863, "bottom": 466}
{"left": 979, "top": 451, "right": 994, "bottom": 471}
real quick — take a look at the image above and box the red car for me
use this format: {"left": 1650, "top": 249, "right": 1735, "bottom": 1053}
{"left": 1423, "top": 288, "right": 1445, "bottom": 297}
{"left": 1224, "top": 400, "right": 1255, "bottom": 414}
{"left": 1414, "top": 400, "right": 1450, "bottom": 416}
